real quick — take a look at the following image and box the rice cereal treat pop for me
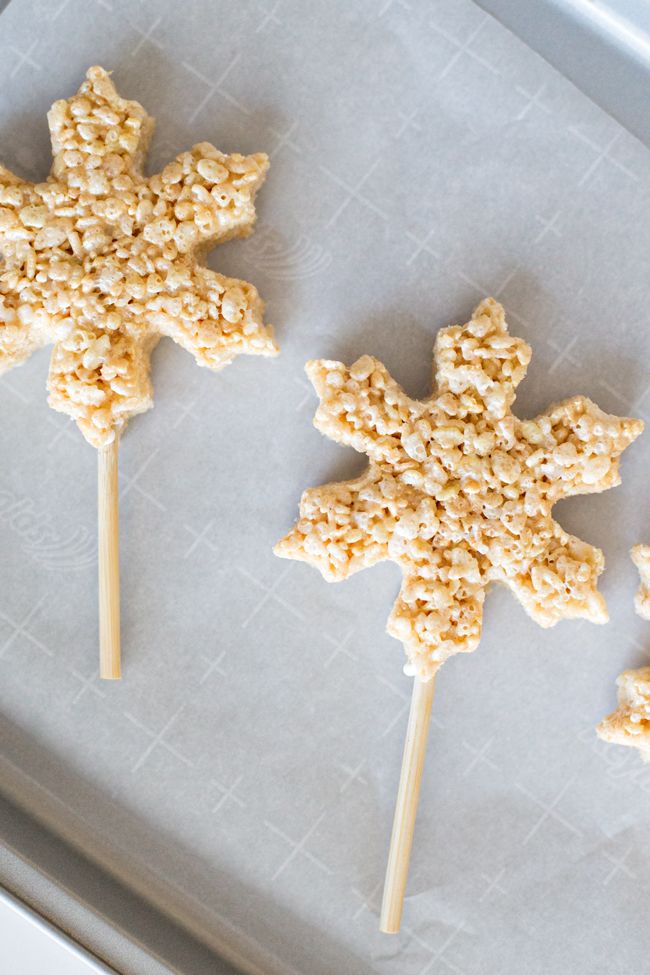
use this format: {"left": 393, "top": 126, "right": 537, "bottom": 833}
{"left": 597, "top": 668, "right": 650, "bottom": 761}
{"left": 0, "top": 67, "right": 277, "bottom": 678}
{"left": 275, "top": 298, "right": 642, "bottom": 932}
{"left": 597, "top": 546, "right": 650, "bottom": 758}
{"left": 631, "top": 544, "right": 650, "bottom": 621}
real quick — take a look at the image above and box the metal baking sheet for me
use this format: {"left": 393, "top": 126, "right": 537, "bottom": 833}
{"left": 0, "top": 885, "right": 116, "bottom": 975}
{"left": 1, "top": 1, "right": 650, "bottom": 973}
{"left": 477, "top": 0, "right": 650, "bottom": 149}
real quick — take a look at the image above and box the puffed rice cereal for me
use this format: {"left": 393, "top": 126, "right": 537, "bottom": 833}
{"left": 275, "top": 299, "right": 643, "bottom": 681}
{"left": 597, "top": 668, "right": 650, "bottom": 761}
{"left": 0, "top": 66, "right": 277, "bottom": 448}
{"left": 631, "top": 544, "right": 650, "bottom": 620}
{"left": 597, "top": 547, "right": 650, "bottom": 760}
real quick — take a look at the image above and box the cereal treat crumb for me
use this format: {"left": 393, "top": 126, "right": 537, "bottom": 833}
{"left": 631, "top": 545, "right": 650, "bottom": 620}
{"left": 275, "top": 299, "right": 643, "bottom": 680}
{"left": 597, "top": 668, "right": 650, "bottom": 761}
{"left": 0, "top": 66, "right": 277, "bottom": 448}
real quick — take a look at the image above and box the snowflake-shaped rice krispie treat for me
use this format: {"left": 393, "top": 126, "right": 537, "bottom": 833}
{"left": 631, "top": 544, "right": 650, "bottom": 620}
{"left": 276, "top": 299, "right": 643, "bottom": 680}
{"left": 0, "top": 66, "right": 277, "bottom": 448}
{"left": 597, "top": 668, "right": 650, "bottom": 761}
{"left": 596, "top": 548, "right": 650, "bottom": 759}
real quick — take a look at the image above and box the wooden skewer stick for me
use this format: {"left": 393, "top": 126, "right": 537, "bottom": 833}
{"left": 380, "top": 675, "right": 436, "bottom": 933}
{"left": 98, "top": 436, "right": 121, "bottom": 680}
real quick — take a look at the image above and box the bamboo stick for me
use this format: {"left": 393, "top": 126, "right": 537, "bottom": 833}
{"left": 98, "top": 436, "right": 121, "bottom": 680}
{"left": 380, "top": 676, "right": 436, "bottom": 933}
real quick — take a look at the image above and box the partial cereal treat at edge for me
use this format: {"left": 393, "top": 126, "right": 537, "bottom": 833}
{"left": 597, "top": 667, "right": 650, "bottom": 761}
{"left": 631, "top": 544, "right": 650, "bottom": 620}
{"left": 0, "top": 66, "right": 278, "bottom": 449}
{"left": 598, "top": 548, "right": 650, "bottom": 763}
{"left": 275, "top": 298, "right": 643, "bottom": 681}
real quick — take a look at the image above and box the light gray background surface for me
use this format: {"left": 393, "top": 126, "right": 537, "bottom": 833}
{"left": 1, "top": 2, "right": 650, "bottom": 974}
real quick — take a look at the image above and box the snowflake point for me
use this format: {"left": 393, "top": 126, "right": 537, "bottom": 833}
{"left": 597, "top": 667, "right": 650, "bottom": 760}
{"left": 631, "top": 544, "right": 650, "bottom": 620}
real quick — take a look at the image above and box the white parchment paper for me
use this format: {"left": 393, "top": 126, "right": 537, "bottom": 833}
{"left": 1, "top": 2, "right": 650, "bottom": 973}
